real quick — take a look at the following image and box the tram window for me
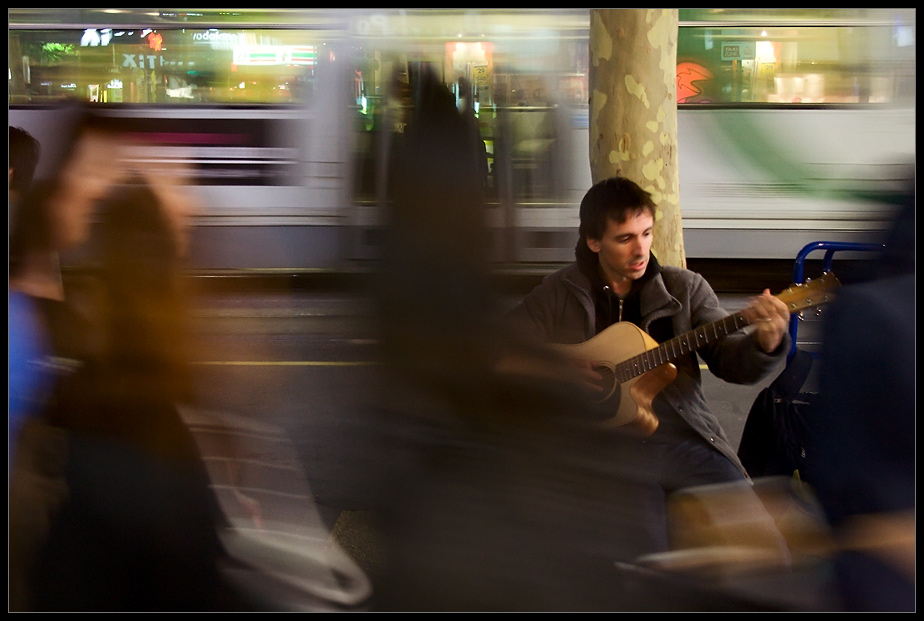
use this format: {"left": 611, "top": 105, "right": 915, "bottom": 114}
{"left": 8, "top": 28, "right": 324, "bottom": 105}
{"left": 10, "top": 10, "right": 914, "bottom": 109}
{"left": 677, "top": 20, "right": 916, "bottom": 105}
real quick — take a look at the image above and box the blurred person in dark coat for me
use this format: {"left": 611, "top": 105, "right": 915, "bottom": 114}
{"left": 362, "top": 67, "right": 768, "bottom": 612}
{"left": 804, "top": 177, "right": 915, "bottom": 612}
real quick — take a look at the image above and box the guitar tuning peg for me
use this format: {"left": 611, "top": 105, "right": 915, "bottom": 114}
{"left": 814, "top": 307, "right": 823, "bottom": 317}
{"left": 796, "top": 311, "right": 805, "bottom": 322}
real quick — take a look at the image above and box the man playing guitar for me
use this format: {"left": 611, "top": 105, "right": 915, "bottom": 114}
{"left": 504, "top": 176, "right": 796, "bottom": 558}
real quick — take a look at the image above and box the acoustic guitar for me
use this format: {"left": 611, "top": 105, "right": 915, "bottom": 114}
{"left": 555, "top": 272, "right": 840, "bottom": 435}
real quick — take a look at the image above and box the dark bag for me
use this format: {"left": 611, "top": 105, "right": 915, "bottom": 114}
{"left": 737, "top": 348, "right": 819, "bottom": 482}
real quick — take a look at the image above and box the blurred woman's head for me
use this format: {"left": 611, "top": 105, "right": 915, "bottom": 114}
{"left": 96, "top": 179, "right": 192, "bottom": 403}
{"left": 50, "top": 112, "right": 131, "bottom": 250}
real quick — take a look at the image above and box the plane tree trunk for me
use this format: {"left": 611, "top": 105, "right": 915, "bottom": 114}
{"left": 588, "top": 9, "right": 684, "bottom": 268}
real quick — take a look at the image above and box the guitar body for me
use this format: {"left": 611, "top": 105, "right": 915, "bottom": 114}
{"left": 556, "top": 323, "right": 676, "bottom": 434}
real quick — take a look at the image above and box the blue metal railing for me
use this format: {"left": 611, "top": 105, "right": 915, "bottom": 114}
{"left": 788, "top": 240, "right": 885, "bottom": 362}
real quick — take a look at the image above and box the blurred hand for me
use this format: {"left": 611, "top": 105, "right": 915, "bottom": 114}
{"left": 568, "top": 358, "right": 607, "bottom": 396}
{"left": 232, "top": 488, "right": 266, "bottom": 531}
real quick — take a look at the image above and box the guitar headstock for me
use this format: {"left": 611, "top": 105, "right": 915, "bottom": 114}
{"left": 776, "top": 271, "right": 841, "bottom": 313}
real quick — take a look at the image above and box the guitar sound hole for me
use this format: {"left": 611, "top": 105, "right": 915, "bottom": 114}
{"left": 592, "top": 363, "right": 620, "bottom": 406}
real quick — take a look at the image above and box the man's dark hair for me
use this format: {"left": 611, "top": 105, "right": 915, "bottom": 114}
{"left": 9, "top": 126, "right": 41, "bottom": 196}
{"left": 578, "top": 176, "right": 656, "bottom": 242}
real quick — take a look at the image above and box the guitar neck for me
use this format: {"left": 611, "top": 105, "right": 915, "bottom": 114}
{"left": 615, "top": 312, "right": 750, "bottom": 383}
{"left": 610, "top": 271, "right": 839, "bottom": 384}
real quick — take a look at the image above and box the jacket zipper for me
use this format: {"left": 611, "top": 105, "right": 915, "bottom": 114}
{"left": 603, "top": 285, "right": 625, "bottom": 322}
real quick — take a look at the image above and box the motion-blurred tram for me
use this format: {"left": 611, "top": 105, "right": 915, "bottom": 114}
{"left": 8, "top": 9, "right": 916, "bottom": 274}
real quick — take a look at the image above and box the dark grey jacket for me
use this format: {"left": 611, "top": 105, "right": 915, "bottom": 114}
{"left": 505, "top": 262, "right": 790, "bottom": 477}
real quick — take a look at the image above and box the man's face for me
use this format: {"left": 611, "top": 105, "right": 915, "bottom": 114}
{"left": 585, "top": 209, "right": 654, "bottom": 291}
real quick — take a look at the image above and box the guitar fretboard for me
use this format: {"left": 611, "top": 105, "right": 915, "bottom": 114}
{"left": 614, "top": 312, "right": 750, "bottom": 382}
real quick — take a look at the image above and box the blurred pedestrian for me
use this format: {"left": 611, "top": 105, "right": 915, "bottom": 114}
{"left": 359, "top": 68, "right": 763, "bottom": 612}
{"left": 10, "top": 109, "right": 142, "bottom": 473}
{"left": 8, "top": 124, "right": 73, "bottom": 613}
{"left": 9, "top": 124, "right": 48, "bottom": 466}
{"left": 8, "top": 114, "right": 111, "bottom": 611}
{"left": 29, "top": 175, "right": 228, "bottom": 611}
{"left": 9, "top": 105, "right": 223, "bottom": 611}
{"left": 804, "top": 177, "right": 915, "bottom": 612}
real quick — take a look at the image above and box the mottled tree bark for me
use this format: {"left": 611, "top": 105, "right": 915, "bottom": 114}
{"left": 589, "top": 9, "right": 685, "bottom": 268}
